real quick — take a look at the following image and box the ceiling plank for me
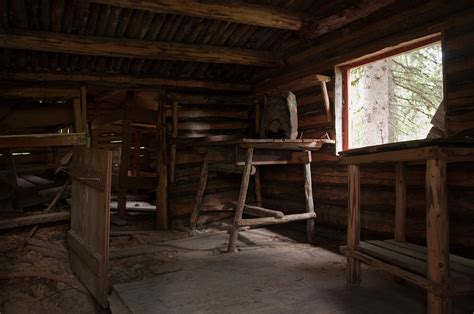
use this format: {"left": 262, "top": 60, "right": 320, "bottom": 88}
{"left": 0, "top": 72, "right": 252, "bottom": 92}
{"left": 90, "top": 0, "right": 303, "bottom": 30}
{"left": 0, "top": 31, "right": 280, "bottom": 67}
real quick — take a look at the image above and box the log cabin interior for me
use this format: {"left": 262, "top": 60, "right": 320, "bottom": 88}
{"left": 0, "top": 0, "right": 473, "bottom": 313}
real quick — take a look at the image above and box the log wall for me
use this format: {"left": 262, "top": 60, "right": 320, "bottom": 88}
{"left": 168, "top": 97, "right": 253, "bottom": 219}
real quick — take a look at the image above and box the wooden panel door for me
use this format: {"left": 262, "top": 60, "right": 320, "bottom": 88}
{"left": 68, "top": 146, "right": 112, "bottom": 307}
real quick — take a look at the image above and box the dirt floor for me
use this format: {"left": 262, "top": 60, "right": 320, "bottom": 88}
{"left": 0, "top": 214, "right": 194, "bottom": 314}
{"left": 1, "top": 215, "right": 472, "bottom": 313}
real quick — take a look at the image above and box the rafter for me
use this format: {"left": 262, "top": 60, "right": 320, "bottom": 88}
{"left": 0, "top": 31, "right": 280, "bottom": 67}
{"left": 90, "top": 0, "right": 304, "bottom": 30}
{"left": 0, "top": 72, "right": 252, "bottom": 92}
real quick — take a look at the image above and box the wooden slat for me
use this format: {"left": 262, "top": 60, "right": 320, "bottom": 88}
{"left": 237, "top": 212, "right": 316, "bottom": 227}
{"left": 0, "top": 31, "right": 280, "bottom": 67}
{"left": 1, "top": 72, "right": 252, "bottom": 92}
{"left": 372, "top": 240, "right": 474, "bottom": 276}
{"left": 68, "top": 230, "right": 104, "bottom": 275}
{"left": 340, "top": 246, "right": 435, "bottom": 292}
{"left": 90, "top": 0, "right": 304, "bottom": 30}
{"left": 0, "top": 133, "right": 87, "bottom": 148}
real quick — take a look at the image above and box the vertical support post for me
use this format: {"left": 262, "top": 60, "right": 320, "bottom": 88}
{"left": 80, "top": 85, "right": 90, "bottom": 146}
{"left": 132, "top": 130, "right": 141, "bottom": 176}
{"left": 73, "top": 97, "right": 84, "bottom": 133}
{"left": 227, "top": 148, "right": 254, "bottom": 253}
{"left": 395, "top": 162, "right": 407, "bottom": 242}
{"left": 426, "top": 159, "right": 450, "bottom": 314}
{"left": 156, "top": 91, "right": 168, "bottom": 230}
{"left": 190, "top": 149, "right": 209, "bottom": 229}
{"left": 117, "top": 104, "right": 132, "bottom": 218}
{"left": 347, "top": 164, "right": 361, "bottom": 285}
{"left": 303, "top": 159, "right": 316, "bottom": 245}
{"left": 170, "top": 99, "right": 178, "bottom": 183}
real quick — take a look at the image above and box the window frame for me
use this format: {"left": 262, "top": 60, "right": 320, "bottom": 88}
{"left": 339, "top": 34, "right": 443, "bottom": 151}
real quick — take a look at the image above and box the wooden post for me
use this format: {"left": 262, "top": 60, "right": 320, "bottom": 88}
{"left": 73, "top": 98, "right": 84, "bottom": 133}
{"left": 347, "top": 164, "right": 361, "bottom": 285}
{"left": 303, "top": 161, "right": 316, "bottom": 244}
{"left": 227, "top": 148, "right": 254, "bottom": 253}
{"left": 3, "top": 150, "right": 19, "bottom": 192}
{"left": 395, "top": 162, "right": 407, "bottom": 242}
{"left": 156, "top": 91, "right": 168, "bottom": 230}
{"left": 117, "top": 105, "right": 132, "bottom": 218}
{"left": 170, "top": 99, "right": 178, "bottom": 183}
{"left": 80, "top": 85, "right": 90, "bottom": 146}
{"left": 190, "top": 149, "right": 209, "bottom": 229}
{"left": 254, "top": 167, "right": 262, "bottom": 207}
{"left": 426, "top": 159, "right": 450, "bottom": 313}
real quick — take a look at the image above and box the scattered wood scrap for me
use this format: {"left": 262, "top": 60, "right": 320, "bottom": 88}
{"left": 0, "top": 211, "right": 70, "bottom": 230}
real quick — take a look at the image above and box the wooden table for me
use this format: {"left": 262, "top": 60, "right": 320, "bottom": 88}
{"left": 188, "top": 139, "right": 334, "bottom": 252}
{"left": 339, "top": 138, "right": 474, "bottom": 314}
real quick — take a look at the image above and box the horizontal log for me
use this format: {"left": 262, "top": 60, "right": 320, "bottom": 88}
{"left": 0, "top": 87, "right": 80, "bottom": 98}
{"left": 0, "top": 211, "right": 70, "bottom": 230}
{"left": 0, "top": 105, "right": 73, "bottom": 131}
{"left": 0, "top": 133, "right": 87, "bottom": 148}
{"left": 90, "top": 0, "right": 304, "bottom": 30}
{"left": 227, "top": 201, "right": 284, "bottom": 218}
{"left": 0, "top": 31, "right": 280, "bottom": 67}
{"left": 255, "top": 74, "right": 330, "bottom": 93}
{"left": 208, "top": 164, "right": 256, "bottom": 175}
{"left": 1, "top": 72, "right": 252, "bottom": 92}
{"left": 237, "top": 212, "right": 316, "bottom": 227}
{"left": 173, "top": 94, "right": 251, "bottom": 106}
{"left": 236, "top": 150, "right": 311, "bottom": 165}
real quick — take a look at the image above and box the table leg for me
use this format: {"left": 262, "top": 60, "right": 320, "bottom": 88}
{"left": 190, "top": 150, "right": 209, "bottom": 229}
{"left": 303, "top": 162, "right": 316, "bottom": 245}
{"left": 395, "top": 162, "right": 407, "bottom": 242}
{"left": 227, "top": 148, "right": 254, "bottom": 253}
{"left": 347, "top": 164, "right": 361, "bottom": 285}
{"left": 426, "top": 159, "right": 450, "bottom": 314}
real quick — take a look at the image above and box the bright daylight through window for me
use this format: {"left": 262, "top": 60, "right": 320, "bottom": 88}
{"left": 347, "top": 42, "right": 443, "bottom": 149}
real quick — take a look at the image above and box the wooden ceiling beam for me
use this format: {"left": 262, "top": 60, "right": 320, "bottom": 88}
{"left": 0, "top": 72, "right": 252, "bottom": 92}
{"left": 90, "top": 0, "right": 304, "bottom": 30}
{"left": 301, "top": 0, "right": 396, "bottom": 39}
{"left": 0, "top": 31, "right": 280, "bottom": 67}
